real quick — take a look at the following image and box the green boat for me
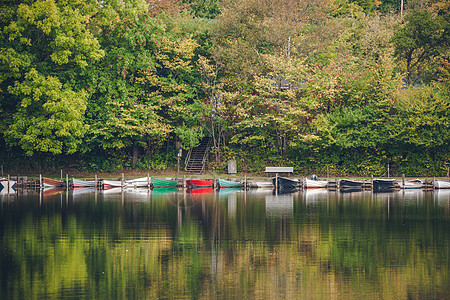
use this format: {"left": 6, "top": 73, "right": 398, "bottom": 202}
{"left": 152, "top": 177, "right": 178, "bottom": 188}
{"left": 218, "top": 178, "right": 243, "bottom": 189}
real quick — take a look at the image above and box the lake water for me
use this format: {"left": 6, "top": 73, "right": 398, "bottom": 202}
{"left": 1, "top": 188, "right": 450, "bottom": 299}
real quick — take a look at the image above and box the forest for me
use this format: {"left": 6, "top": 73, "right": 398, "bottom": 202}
{"left": 0, "top": 0, "right": 449, "bottom": 176}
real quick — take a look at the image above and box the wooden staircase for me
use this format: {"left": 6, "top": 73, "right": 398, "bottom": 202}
{"left": 185, "top": 137, "right": 211, "bottom": 174}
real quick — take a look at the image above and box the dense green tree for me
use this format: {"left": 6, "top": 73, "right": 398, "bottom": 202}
{"left": 0, "top": 0, "right": 103, "bottom": 156}
{"left": 183, "top": 0, "right": 222, "bottom": 18}
{"left": 392, "top": 8, "right": 449, "bottom": 85}
{"left": 84, "top": 5, "right": 202, "bottom": 166}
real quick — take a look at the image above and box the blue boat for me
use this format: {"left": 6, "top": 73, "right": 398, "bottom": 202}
{"left": 218, "top": 178, "right": 243, "bottom": 189}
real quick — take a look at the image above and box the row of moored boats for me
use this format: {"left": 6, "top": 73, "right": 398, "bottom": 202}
{"left": 274, "top": 177, "right": 450, "bottom": 191}
{"left": 43, "top": 176, "right": 450, "bottom": 191}
{"left": 2, "top": 176, "right": 450, "bottom": 192}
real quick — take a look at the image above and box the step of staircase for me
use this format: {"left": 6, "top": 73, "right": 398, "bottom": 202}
{"left": 185, "top": 137, "right": 210, "bottom": 174}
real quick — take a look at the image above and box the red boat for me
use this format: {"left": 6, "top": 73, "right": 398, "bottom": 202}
{"left": 42, "top": 177, "right": 64, "bottom": 187}
{"left": 186, "top": 179, "right": 213, "bottom": 189}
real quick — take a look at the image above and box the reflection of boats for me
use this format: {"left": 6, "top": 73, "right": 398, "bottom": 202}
{"left": 186, "top": 179, "right": 213, "bottom": 189}
{"left": 339, "top": 179, "right": 363, "bottom": 189}
{"left": 265, "top": 194, "right": 293, "bottom": 217}
{"left": 152, "top": 187, "right": 177, "bottom": 194}
{"left": 272, "top": 177, "right": 299, "bottom": 190}
{"left": 340, "top": 188, "right": 363, "bottom": 193}
{"left": 304, "top": 178, "right": 328, "bottom": 188}
{"left": 246, "top": 188, "right": 274, "bottom": 201}
{"left": 152, "top": 177, "right": 177, "bottom": 188}
{"left": 435, "top": 189, "right": 450, "bottom": 204}
{"left": 71, "top": 178, "right": 96, "bottom": 188}
{"left": 274, "top": 187, "right": 298, "bottom": 195}
{"left": 152, "top": 188, "right": 178, "bottom": 201}
{"left": 304, "top": 188, "right": 328, "bottom": 204}
{"left": 187, "top": 187, "right": 213, "bottom": 194}
{"left": 43, "top": 187, "right": 64, "bottom": 196}
{"left": 435, "top": 180, "right": 450, "bottom": 189}
{"left": 373, "top": 179, "right": 396, "bottom": 192}
{"left": 247, "top": 181, "right": 273, "bottom": 189}
{"left": 72, "top": 187, "right": 96, "bottom": 197}
{"left": 43, "top": 177, "right": 64, "bottom": 187}
{"left": 218, "top": 178, "right": 242, "bottom": 189}
{"left": 399, "top": 178, "right": 423, "bottom": 189}
{"left": 218, "top": 188, "right": 242, "bottom": 198}
{"left": 0, "top": 186, "right": 17, "bottom": 195}
{"left": 123, "top": 188, "right": 150, "bottom": 201}
{"left": 101, "top": 187, "right": 122, "bottom": 194}
{"left": 0, "top": 178, "right": 17, "bottom": 189}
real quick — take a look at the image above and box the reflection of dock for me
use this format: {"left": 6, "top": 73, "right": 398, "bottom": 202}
{"left": 265, "top": 194, "right": 293, "bottom": 217}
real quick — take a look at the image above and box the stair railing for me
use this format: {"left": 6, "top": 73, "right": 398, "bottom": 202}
{"left": 184, "top": 148, "right": 192, "bottom": 172}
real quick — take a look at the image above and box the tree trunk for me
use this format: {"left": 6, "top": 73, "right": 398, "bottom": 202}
{"left": 132, "top": 145, "right": 138, "bottom": 168}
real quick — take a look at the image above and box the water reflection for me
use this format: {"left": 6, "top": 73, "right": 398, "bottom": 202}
{"left": 265, "top": 193, "right": 293, "bottom": 217}
{"left": 1, "top": 189, "right": 450, "bottom": 299}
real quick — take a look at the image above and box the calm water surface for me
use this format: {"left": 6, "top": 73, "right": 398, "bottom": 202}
{"left": 1, "top": 188, "right": 450, "bottom": 299}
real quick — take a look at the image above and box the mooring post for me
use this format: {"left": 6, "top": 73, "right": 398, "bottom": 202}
{"left": 66, "top": 174, "right": 69, "bottom": 190}
{"left": 244, "top": 175, "right": 247, "bottom": 190}
{"left": 39, "top": 174, "right": 42, "bottom": 190}
{"left": 433, "top": 177, "right": 436, "bottom": 190}
{"left": 213, "top": 173, "right": 216, "bottom": 189}
{"left": 402, "top": 174, "right": 405, "bottom": 189}
{"left": 183, "top": 175, "right": 186, "bottom": 189}
{"left": 371, "top": 174, "right": 374, "bottom": 191}
{"left": 121, "top": 173, "right": 124, "bottom": 190}
{"left": 95, "top": 175, "right": 98, "bottom": 190}
{"left": 147, "top": 173, "right": 150, "bottom": 189}
{"left": 275, "top": 173, "right": 278, "bottom": 192}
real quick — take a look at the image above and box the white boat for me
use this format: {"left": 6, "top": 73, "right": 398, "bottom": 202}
{"left": 101, "top": 177, "right": 150, "bottom": 188}
{"left": 101, "top": 179, "right": 122, "bottom": 188}
{"left": 71, "top": 178, "right": 96, "bottom": 188}
{"left": 304, "top": 178, "right": 328, "bottom": 188}
{"left": 0, "top": 178, "right": 17, "bottom": 189}
{"left": 399, "top": 178, "right": 423, "bottom": 189}
{"left": 124, "top": 177, "right": 150, "bottom": 188}
{"left": 435, "top": 180, "right": 450, "bottom": 189}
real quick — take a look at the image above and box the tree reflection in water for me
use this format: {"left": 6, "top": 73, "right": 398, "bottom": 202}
{"left": 0, "top": 189, "right": 449, "bottom": 299}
